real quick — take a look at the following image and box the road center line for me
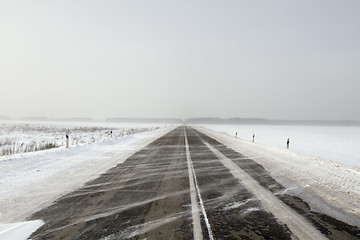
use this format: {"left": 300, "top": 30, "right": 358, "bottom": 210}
{"left": 202, "top": 140, "right": 327, "bottom": 240}
{"left": 184, "top": 130, "right": 213, "bottom": 240}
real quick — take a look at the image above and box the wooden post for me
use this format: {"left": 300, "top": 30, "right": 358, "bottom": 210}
{"left": 287, "top": 138, "right": 290, "bottom": 149}
{"left": 66, "top": 134, "right": 69, "bottom": 148}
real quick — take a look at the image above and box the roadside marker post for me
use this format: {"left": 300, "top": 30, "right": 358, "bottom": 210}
{"left": 287, "top": 138, "right": 290, "bottom": 149}
{"left": 66, "top": 134, "right": 69, "bottom": 148}
{"left": 253, "top": 134, "right": 255, "bottom": 142}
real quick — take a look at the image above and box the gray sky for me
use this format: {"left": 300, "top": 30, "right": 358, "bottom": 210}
{"left": 1, "top": 1, "right": 360, "bottom": 120}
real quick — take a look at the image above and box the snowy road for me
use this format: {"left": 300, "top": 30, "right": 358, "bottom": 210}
{"left": 25, "top": 126, "right": 360, "bottom": 239}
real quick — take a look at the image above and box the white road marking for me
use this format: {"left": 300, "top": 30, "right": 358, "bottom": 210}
{"left": 184, "top": 130, "right": 203, "bottom": 240}
{"left": 203, "top": 140, "right": 328, "bottom": 240}
{"left": 184, "top": 130, "right": 214, "bottom": 240}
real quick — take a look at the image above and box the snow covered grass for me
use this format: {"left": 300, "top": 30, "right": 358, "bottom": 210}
{"left": 195, "top": 124, "right": 360, "bottom": 168}
{"left": 0, "top": 120, "right": 160, "bottom": 156}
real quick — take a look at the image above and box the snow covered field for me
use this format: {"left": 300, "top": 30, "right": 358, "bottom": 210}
{"left": 0, "top": 120, "right": 162, "bottom": 156}
{"left": 195, "top": 124, "right": 360, "bottom": 168}
{"left": 0, "top": 121, "right": 175, "bottom": 239}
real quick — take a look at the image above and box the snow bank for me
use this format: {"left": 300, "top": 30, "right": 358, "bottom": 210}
{"left": 196, "top": 126, "right": 360, "bottom": 226}
{"left": 0, "top": 126, "right": 174, "bottom": 224}
{"left": 0, "top": 220, "right": 43, "bottom": 240}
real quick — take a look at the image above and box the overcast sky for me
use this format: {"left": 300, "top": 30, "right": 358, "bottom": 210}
{"left": 1, "top": 1, "right": 360, "bottom": 120}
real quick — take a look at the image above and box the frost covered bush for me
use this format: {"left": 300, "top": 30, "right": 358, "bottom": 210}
{"left": 1, "top": 140, "right": 59, "bottom": 156}
{"left": 0, "top": 123, "right": 158, "bottom": 156}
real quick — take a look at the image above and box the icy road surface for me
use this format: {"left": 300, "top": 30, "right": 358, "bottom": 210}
{"left": 25, "top": 126, "right": 359, "bottom": 239}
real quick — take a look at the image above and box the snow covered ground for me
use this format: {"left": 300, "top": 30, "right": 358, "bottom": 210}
{"left": 195, "top": 124, "right": 360, "bottom": 168}
{"left": 0, "top": 121, "right": 175, "bottom": 239}
{"left": 196, "top": 126, "right": 360, "bottom": 227}
{"left": 0, "top": 120, "right": 163, "bottom": 156}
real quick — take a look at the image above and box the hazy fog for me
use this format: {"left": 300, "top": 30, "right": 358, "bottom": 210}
{"left": 1, "top": 1, "right": 360, "bottom": 120}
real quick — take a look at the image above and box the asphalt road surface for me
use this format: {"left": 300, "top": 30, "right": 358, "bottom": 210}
{"left": 30, "top": 126, "right": 360, "bottom": 239}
